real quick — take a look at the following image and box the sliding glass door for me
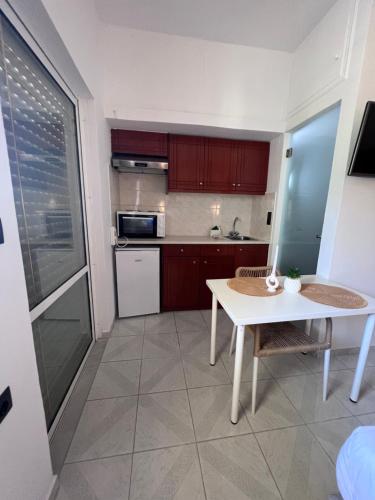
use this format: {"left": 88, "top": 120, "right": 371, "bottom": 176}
{"left": 0, "top": 14, "right": 93, "bottom": 429}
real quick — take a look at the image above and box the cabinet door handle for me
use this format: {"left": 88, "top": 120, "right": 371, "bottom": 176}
{"left": 180, "top": 248, "right": 184, "bottom": 252}
{"left": 203, "top": 260, "right": 207, "bottom": 264}
{"left": 199, "top": 182, "right": 203, "bottom": 185}
{"left": 237, "top": 184, "right": 241, "bottom": 187}
{"left": 216, "top": 248, "right": 220, "bottom": 252}
{"left": 193, "top": 260, "right": 197, "bottom": 264}
{"left": 239, "top": 248, "right": 243, "bottom": 252}
{"left": 232, "top": 183, "right": 236, "bottom": 187}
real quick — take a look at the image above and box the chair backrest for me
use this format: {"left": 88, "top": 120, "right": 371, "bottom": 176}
{"left": 235, "top": 265, "right": 280, "bottom": 278}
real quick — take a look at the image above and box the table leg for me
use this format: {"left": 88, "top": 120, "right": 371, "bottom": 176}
{"left": 210, "top": 294, "right": 218, "bottom": 366}
{"left": 305, "top": 319, "right": 312, "bottom": 336}
{"left": 231, "top": 324, "right": 245, "bottom": 424}
{"left": 350, "top": 313, "right": 375, "bottom": 402}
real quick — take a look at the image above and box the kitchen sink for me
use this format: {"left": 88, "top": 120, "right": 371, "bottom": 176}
{"left": 225, "top": 235, "right": 258, "bottom": 241}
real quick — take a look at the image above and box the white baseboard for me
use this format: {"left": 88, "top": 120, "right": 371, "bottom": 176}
{"left": 101, "top": 316, "right": 115, "bottom": 338}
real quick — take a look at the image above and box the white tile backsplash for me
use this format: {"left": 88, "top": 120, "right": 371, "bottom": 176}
{"left": 116, "top": 172, "right": 273, "bottom": 239}
{"left": 166, "top": 192, "right": 252, "bottom": 236}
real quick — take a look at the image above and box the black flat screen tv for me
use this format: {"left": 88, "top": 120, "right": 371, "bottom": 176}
{"left": 348, "top": 101, "right": 375, "bottom": 176}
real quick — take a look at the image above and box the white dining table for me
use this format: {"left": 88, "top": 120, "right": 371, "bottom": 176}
{"left": 207, "top": 275, "right": 375, "bottom": 424}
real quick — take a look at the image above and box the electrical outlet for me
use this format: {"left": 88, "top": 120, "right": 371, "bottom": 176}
{"left": 0, "top": 387, "right": 12, "bottom": 424}
{"left": 267, "top": 212, "right": 272, "bottom": 226}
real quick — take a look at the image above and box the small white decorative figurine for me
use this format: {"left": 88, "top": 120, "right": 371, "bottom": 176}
{"left": 265, "top": 244, "right": 280, "bottom": 293}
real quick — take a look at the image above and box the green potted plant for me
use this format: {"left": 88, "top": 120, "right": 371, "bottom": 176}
{"left": 284, "top": 267, "right": 302, "bottom": 293}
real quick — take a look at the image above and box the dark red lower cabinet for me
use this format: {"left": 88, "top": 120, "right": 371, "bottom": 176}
{"left": 162, "top": 256, "right": 200, "bottom": 310}
{"left": 162, "top": 244, "right": 269, "bottom": 311}
{"left": 234, "top": 244, "right": 269, "bottom": 268}
{"left": 198, "top": 256, "right": 234, "bottom": 309}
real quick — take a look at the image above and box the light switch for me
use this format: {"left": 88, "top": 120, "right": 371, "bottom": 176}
{"left": 0, "top": 218, "right": 4, "bottom": 244}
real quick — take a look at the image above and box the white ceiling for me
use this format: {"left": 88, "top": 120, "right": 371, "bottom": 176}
{"left": 95, "top": 0, "right": 337, "bottom": 52}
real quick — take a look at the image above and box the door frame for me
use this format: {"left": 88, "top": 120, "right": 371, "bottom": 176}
{"left": 0, "top": 4, "right": 96, "bottom": 436}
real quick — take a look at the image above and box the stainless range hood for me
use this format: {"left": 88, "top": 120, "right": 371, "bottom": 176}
{"left": 112, "top": 153, "right": 168, "bottom": 175}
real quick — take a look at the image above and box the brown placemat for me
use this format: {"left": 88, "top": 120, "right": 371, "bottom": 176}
{"left": 300, "top": 283, "right": 368, "bottom": 309}
{"left": 227, "top": 277, "right": 283, "bottom": 297}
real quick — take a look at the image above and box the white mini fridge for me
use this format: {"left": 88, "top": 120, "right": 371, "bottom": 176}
{"left": 115, "top": 247, "right": 160, "bottom": 317}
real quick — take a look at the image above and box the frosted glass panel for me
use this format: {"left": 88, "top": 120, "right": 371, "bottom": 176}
{"left": 279, "top": 105, "right": 340, "bottom": 274}
{"left": 0, "top": 15, "right": 86, "bottom": 309}
{"left": 32, "top": 275, "right": 91, "bottom": 428}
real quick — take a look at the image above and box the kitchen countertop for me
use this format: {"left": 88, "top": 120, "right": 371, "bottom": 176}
{"left": 116, "top": 235, "right": 269, "bottom": 245}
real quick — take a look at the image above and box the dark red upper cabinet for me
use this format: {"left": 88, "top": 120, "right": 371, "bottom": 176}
{"left": 236, "top": 141, "right": 269, "bottom": 194}
{"left": 204, "top": 138, "right": 237, "bottom": 193}
{"left": 167, "top": 134, "right": 269, "bottom": 195}
{"left": 168, "top": 134, "right": 205, "bottom": 191}
{"left": 111, "top": 129, "right": 168, "bottom": 157}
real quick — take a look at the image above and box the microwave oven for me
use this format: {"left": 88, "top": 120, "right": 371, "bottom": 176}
{"left": 117, "top": 211, "right": 166, "bottom": 239}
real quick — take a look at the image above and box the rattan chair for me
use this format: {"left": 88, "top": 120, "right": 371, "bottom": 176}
{"left": 250, "top": 318, "right": 332, "bottom": 413}
{"left": 228, "top": 266, "right": 333, "bottom": 414}
{"left": 228, "top": 266, "right": 280, "bottom": 355}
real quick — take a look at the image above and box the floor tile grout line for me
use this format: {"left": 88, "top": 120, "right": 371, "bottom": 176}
{"left": 307, "top": 414, "right": 362, "bottom": 426}
{"left": 306, "top": 416, "right": 362, "bottom": 468}
{"left": 63, "top": 451, "right": 134, "bottom": 466}
{"left": 64, "top": 431, "right": 262, "bottom": 466}
{"left": 304, "top": 421, "right": 340, "bottom": 470}
{"left": 87, "top": 382, "right": 252, "bottom": 402}
{"left": 172, "top": 311, "right": 179, "bottom": 339}
{"left": 128, "top": 332, "right": 145, "bottom": 500}
{"left": 272, "top": 374, "right": 322, "bottom": 426}
{"left": 273, "top": 370, "right": 357, "bottom": 424}
{"left": 61, "top": 418, "right": 356, "bottom": 476}
{"left": 252, "top": 431, "right": 285, "bottom": 500}
{"left": 181, "top": 337, "right": 208, "bottom": 500}
{"left": 99, "top": 356, "right": 356, "bottom": 374}
{"left": 66, "top": 425, "right": 340, "bottom": 467}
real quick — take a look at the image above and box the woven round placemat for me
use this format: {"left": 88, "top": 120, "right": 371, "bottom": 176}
{"left": 300, "top": 283, "right": 368, "bottom": 309}
{"left": 227, "top": 277, "right": 283, "bottom": 297}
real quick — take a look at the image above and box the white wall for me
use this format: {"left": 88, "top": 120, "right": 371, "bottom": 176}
{"left": 276, "top": 0, "right": 374, "bottom": 347}
{"left": 284, "top": 0, "right": 372, "bottom": 279}
{"left": 266, "top": 134, "right": 285, "bottom": 194}
{"left": 0, "top": 85, "right": 55, "bottom": 499}
{"left": 100, "top": 25, "right": 292, "bottom": 135}
{"left": 287, "top": 0, "right": 357, "bottom": 120}
{"left": 329, "top": 2, "right": 375, "bottom": 348}
{"left": 39, "top": 0, "right": 116, "bottom": 335}
{"left": 330, "top": 1, "right": 375, "bottom": 294}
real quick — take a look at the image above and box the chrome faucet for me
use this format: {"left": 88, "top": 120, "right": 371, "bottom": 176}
{"left": 230, "top": 217, "right": 241, "bottom": 236}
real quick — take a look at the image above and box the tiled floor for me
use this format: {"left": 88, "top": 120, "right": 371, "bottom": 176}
{"left": 57, "top": 310, "right": 375, "bottom": 499}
